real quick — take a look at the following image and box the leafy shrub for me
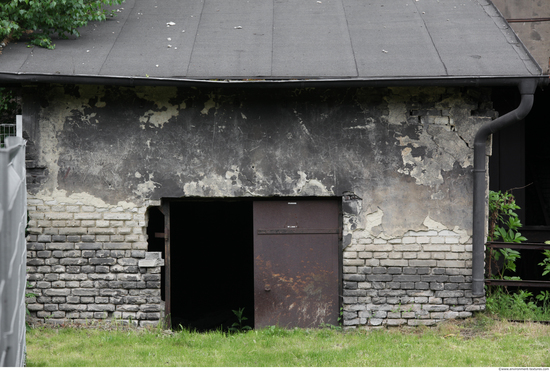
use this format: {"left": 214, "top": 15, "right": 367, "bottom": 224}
{"left": 0, "top": 0, "right": 124, "bottom": 49}
{"left": 486, "top": 287, "right": 550, "bottom": 321}
{"left": 486, "top": 190, "right": 526, "bottom": 280}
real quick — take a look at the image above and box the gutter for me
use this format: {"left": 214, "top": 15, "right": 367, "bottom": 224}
{"left": 0, "top": 72, "right": 545, "bottom": 89}
{"left": 471, "top": 78, "right": 543, "bottom": 296}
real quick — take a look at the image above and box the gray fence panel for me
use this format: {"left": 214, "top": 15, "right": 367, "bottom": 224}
{"left": 0, "top": 136, "right": 27, "bottom": 367}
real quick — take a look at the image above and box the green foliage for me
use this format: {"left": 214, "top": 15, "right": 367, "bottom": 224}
{"left": 492, "top": 248, "right": 521, "bottom": 281}
{"left": 535, "top": 290, "right": 550, "bottom": 305}
{"left": 486, "top": 190, "right": 526, "bottom": 281}
{"left": 486, "top": 286, "right": 550, "bottom": 321}
{"left": 538, "top": 250, "right": 550, "bottom": 277}
{"left": 25, "top": 281, "right": 36, "bottom": 330}
{"left": 0, "top": 87, "right": 18, "bottom": 117}
{"left": 228, "top": 308, "right": 251, "bottom": 333}
{"left": 0, "top": 0, "right": 124, "bottom": 49}
{"left": 488, "top": 190, "right": 527, "bottom": 243}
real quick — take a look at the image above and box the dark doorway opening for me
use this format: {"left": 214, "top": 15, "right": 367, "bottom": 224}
{"left": 169, "top": 199, "right": 255, "bottom": 331}
{"left": 489, "top": 87, "right": 550, "bottom": 292}
{"left": 146, "top": 206, "right": 165, "bottom": 301}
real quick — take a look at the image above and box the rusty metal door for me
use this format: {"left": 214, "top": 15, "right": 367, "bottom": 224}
{"left": 253, "top": 200, "right": 340, "bottom": 328}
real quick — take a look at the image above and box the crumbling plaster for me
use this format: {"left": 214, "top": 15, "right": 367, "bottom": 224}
{"left": 24, "top": 84, "right": 495, "bottom": 237}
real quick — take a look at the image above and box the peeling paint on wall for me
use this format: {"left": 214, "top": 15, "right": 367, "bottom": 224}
{"left": 25, "top": 85, "right": 495, "bottom": 234}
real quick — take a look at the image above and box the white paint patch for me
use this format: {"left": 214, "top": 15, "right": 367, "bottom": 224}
{"left": 135, "top": 180, "right": 158, "bottom": 197}
{"left": 135, "top": 86, "right": 181, "bottom": 128}
{"left": 201, "top": 93, "right": 216, "bottom": 115}
{"left": 423, "top": 215, "right": 447, "bottom": 231}
{"left": 40, "top": 189, "right": 137, "bottom": 209}
{"left": 294, "top": 171, "right": 332, "bottom": 196}
{"left": 453, "top": 226, "right": 471, "bottom": 244}
{"left": 365, "top": 208, "right": 384, "bottom": 231}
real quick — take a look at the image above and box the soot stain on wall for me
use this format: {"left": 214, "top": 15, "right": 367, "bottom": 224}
{"left": 25, "top": 84, "right": 494, "bottom": 236}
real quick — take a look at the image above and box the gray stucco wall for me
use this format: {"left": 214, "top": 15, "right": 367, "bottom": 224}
{"left": 24, "top": 84, "right": 492, "bottom": 327}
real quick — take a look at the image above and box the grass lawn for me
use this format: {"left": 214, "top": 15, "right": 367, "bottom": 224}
{"left": 26, "top": 315, "right": 550, "bottom": 367}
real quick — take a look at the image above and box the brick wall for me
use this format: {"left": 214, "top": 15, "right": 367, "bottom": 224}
{"left": 341, "top": 218, "right": 485, "bottom": 328}
{"left": 25, "top": 197, "right": 163, "bottom": 327}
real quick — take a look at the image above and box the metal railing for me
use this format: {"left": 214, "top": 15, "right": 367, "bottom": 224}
{"left": 0, "top": 116, "right": 21, "bottom": 148}
{"left": 0, "top": 136, "right": 27, "bottom": 367}
{"left": 485, "top": 241, "right": 550, "bottom": 288}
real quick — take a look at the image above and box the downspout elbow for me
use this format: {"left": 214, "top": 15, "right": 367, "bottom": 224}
{"left": 471, "top": 79, "right": 537, "bottom": 297}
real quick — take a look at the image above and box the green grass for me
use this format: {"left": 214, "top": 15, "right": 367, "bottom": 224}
{"left": 486, "top": 287, "right": 550, "bottom": 321}
{"left": 26, "top": 316, "right": 550, "bottom": 367}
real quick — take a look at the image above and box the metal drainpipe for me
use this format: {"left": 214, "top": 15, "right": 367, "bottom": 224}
{"left": 471, "top": 78, "right": 538, "bottom": 296}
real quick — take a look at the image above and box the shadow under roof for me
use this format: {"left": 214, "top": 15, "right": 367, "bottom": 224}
{"left": 0, "top": 0, "right": 543, "bottom": 85}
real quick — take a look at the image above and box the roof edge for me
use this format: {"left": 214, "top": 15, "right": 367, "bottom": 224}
{"left": 0, "top": 72, "right": 547, "bottom": 89}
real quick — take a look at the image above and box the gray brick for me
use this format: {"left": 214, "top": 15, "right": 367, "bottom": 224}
{"left": 104, "top": 243, "right": 132, "bottom": 250}
{"left": 386, "top": 282, "right": 401, "bottom": 289}
{"left": 393, "top": 275, "right": 420, "bottom": 282}
{"left": 110, "top": 251, "right": 125, "bottom": 258}
{"left": 81, "top": 250, "right": 95, "bottom": 258}
{"left": 104, "top": 213, "right": 133, "bottom": 220}
{"left": 81, "top": 266, "right": 95, "bottom": 273}
{"left": 344, "top": 274, "right": 366, "bottom": 282}
{"left": 372, "top": 267, "right": 387, "bottom": 274}
{"left": 90, "top": 258, "right": 117, "bottom": 265}
{"left": 367, "top": 275, "right": 392, "bottom": 282}
{"left": 60, "top": 273, "right": 87, "bottom": 280}
{"left": 344, "top": 289, "right": 367, "bottom": 297}
{"left": 72, "top": 288, "right": 99, "bottom": 296}
{"left": 100, "top": 289, "right": 128, "bottom": 297}
{"left": 37, "top": 251, "right": 52, "bottom": 258}
{"left": 143, "top": 274, "right": 160, "bottom": 281}
{"left": 28, "top": 243, "right": 46, "bottom": 251}
{"left": 357, "top": 267, "right": 372, "bottom": 274}
{"left": 117, "top": 304, "right": 139, "bottom": 312}
{"left": 95, "top": 250, "right": 110, "bottom": 258}
{"left": 413, "top": 281, "right": 428, "bottom": 290}
{"left": 60, "top": 258, "right": 88, "bottom": 265}
{"left": 387, "top": 267, "right": 402, "bottom": 275}
{"left": 95, "top": 266, "right": 110, "bottom": 273}
{"left": 118, "top": 258, "right": 138, "bottom": 266}
{"left": 27, "top": 258, "right": 45, "bottom": 266}
{"left": 48, "top": 243, "right": 75, "bottom": 250}
{"left": 118, "top": 274, "right": 140, "bottom": 281}
{"left": 140, "top": 304, "right": 161, "bottom": 312}
{"left": 436, "top": 290, "right": 464, "bottom": 298}
{"left": 59, "top": 228, "right": 87, "bottom": 235}
{"left": 59, "top": 304, "right": 87, "bottom": 311}
{"left": 444, "top": 283, "right": 459, "bottom": 290}
{"left": 62, "top": 250, "right": 81, "bottom": 258}
{"left": 44, "top": 289, "right": 70, "bottom": 296}
{"left": 37, "top": 235, "right": 51, "bottom": 243}
{"left": 423, "top": 305, "right": 449, "bottom": 312}
{"left": 76, "top": 243, "right": 102, "bottom": 250}
{"left": 146, "top": 282, "right": 161, "bottom": 289}
{"left": 88, "top": 304, "right": 116, "bottom": 312}
{"left": 131, "top": 251, "right": 146, "bottom": 259}
{"left": 44, "top": 304, "right": 58, "bottom": 311}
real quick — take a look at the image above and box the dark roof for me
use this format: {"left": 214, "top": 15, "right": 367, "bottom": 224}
{"left": 0, "top": 0, "right": 543, "bottom": 86}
